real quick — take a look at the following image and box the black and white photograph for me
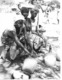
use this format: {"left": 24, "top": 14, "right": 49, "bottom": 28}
{"left": 0, "top": 0, "right": 61, "bottom": 80}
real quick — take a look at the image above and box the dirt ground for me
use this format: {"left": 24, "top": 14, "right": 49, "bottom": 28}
{"left": 0, "top": 1, "right": 60, "bottom": 80}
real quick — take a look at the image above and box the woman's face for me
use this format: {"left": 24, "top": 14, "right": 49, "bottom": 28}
{"left": 21, "top": 7, "right": 29, "bottom": 18}
{"left": 31, "top": 9, "right": 39, "bottom": 18}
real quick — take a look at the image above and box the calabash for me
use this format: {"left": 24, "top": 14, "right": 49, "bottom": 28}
{"left": 44, "top": 53, "right": 56, "bottom": 66}
{"left": 22, "top": 58, "right": 37, "bottom": 74}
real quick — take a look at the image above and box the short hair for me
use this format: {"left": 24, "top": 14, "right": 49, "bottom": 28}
{"left": 14, "top": 20, "right": 24, "bottom": 28}
{"left": 31, "top": 9, "right": 39, "bottom": 17}
{"left": 21, "top": 7, "right": 29, "bottom": 15}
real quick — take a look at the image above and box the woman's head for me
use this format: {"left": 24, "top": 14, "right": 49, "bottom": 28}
{"left": 14, "top": 20, "right": 23, "bottom": 28}
{"left": 21, "top": 7, "right": 29, "bottom": 19}
{"left": 14, "top": 20, "right": 24, "bottom": 35}
{"left": 31, "top": 9, "right": 39, "bottom": 21}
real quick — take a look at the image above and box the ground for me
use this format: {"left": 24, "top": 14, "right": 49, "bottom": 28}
{"left": 0, "top": 0, "right": 60, "bottom": 80}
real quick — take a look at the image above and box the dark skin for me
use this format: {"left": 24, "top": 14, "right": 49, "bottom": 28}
{"left": 18, "top": 7, "right": 39, "bottom": 55}
{"left": 19, "top": 7, "right": 33, "bottom": 52}
{"left": 23, "top": 18, "right": 33, "bottom": 53}
{"left": 1, "top": 8, "right": 39, "bottom": 63}
{"left": 20, "top": 7, "right": 39, "bottom": 54}
{"left": 31, "top": 9, "right": 39, "bottom": 22}
{"left": 20, "top": 7, "right": 29, "bottom": 19}
{"left": 20, "top": 7, "right": 39, "bottom": 21}
{"left": 14, "top": 20, "right": 25, "bottom": 37}
{"left": 1, "top": 29, "right": 30, "bottom": 64}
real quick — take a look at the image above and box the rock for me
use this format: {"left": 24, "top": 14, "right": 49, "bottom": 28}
{"left": 0, "top": 59, "right": 4, "bottom": 64}
{"left": 12, "top": 70, "right": 22, "bottom": 79}
{"left": 36, "top": 56, "right": 44, "bottom": 63}
{"left": 30, "top": 78, "right": 41, "bottom": 80}
{"left": 5, "top": 73, "right": 12, "bottom": 79}
{"left": 44, "top": 53, "right": 56, "bottom": 67}
{"left": 21, "top": 73, "right": 29, "bottom": 80}
{"left": 0, "top": 73, "right": 11, "bottom": 79}
{"left": 12, "top": 70, "right": 29, "bottom": 79}
{"left": 43, "top": 68, "right": 53, "bottom": 75}
{"left": 0, "top": 64, "right": 11, "bottom": 79}
{"left": 0, "top": 64, "right": 6, "bottom": 73}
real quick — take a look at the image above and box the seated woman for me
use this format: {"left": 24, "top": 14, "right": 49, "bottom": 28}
{"left": 1, "top": 29, "right": 29, "bottom": 62}
{"left": 1, "top": 30, "right": 17, "bottom": 61}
